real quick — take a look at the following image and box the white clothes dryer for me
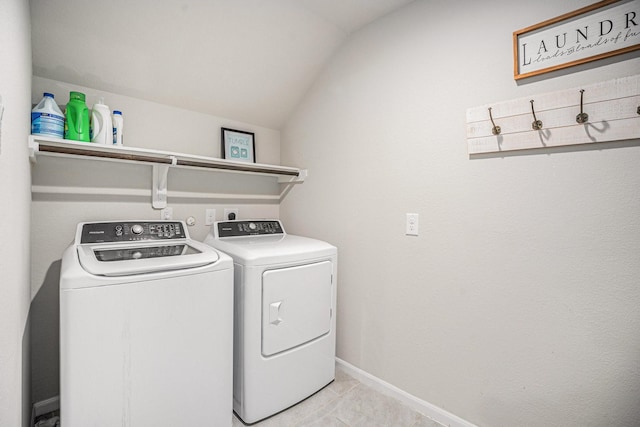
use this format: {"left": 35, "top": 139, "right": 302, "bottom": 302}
{"left": 60, "top": 220, "right": 233, "bottom": 427}
{"left": 204, "top": 220, "right": 337, "bottom": 424}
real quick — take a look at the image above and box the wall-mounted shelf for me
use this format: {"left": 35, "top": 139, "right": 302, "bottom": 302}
{"left": 29, "top": 136, "right": 307, "bottom": 208}
{"left": 466, "top": 74, "right": 640, "bottom": 155}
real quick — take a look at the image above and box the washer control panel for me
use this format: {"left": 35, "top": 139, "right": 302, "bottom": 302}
{"left": 217, "top": 220, "right": 284, "bottom": 238}
{"left": 80, "top": 221, "right": 185, "bottom": 244}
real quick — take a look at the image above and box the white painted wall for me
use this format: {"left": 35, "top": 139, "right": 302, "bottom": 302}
{"left": 281, "top": 1, "right": 640, "bottom": 426}
{"left": 29, "top": 78, "right": 283, "bottom": 404}
{"left": 0, "top": 1, "right": 32, "bottom": 426}
{"left": 29, "top": 0, "right": 350, "bottom": 129}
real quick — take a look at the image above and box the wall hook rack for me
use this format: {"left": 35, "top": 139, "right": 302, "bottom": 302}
{"left": 488, "top": 107, "right": 501, "bottom": 135}
{"left": 465, "top": 74, "right": 640, "bottom": 154}
{"left": 576, "top": 89, "right": 589, "bottom": 124}
{"left": 530, "top": 100, "right": 543, "bottom": 130}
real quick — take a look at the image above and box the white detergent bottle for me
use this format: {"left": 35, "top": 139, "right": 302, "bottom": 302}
{"left": 90, "top": 97, "right": 112, "bottom": 144}
{"left": 112, "top": 110, "right": 123, "bottom": 145}
{"left": 31, "top": 92, "right": 65, "bottom": 138}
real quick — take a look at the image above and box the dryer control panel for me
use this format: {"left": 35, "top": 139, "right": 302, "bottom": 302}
{"left": 80, "top": 221, "right": 186, "bottom": 244}
{"left": 216, "top": 220, "right": 284, "bottom": 238}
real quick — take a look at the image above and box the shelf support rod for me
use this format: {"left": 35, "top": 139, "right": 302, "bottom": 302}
{"left": 278, "top": 169, "right": 307, "bottom": 184}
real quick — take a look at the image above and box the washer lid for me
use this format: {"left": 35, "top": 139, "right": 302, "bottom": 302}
{"left": 77, "top": 239, "right": 220, "bottom": 276}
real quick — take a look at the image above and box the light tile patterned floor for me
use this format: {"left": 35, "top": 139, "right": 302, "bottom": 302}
{"left": 232, "top": 365, "right": 442, "bottom": 427}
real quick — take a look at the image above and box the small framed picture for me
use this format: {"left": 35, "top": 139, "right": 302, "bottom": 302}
{"left": 221, "top": 127, "right": 256, "bottom": 163}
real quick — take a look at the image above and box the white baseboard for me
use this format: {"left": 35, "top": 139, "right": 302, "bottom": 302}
{"left": 335, "top": 358, "right": 477, "bottom": 427}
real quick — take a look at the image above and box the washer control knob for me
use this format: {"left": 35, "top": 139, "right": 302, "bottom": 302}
{"left": 132, "top": 251, "right": 142, "bottom": 259}
{"left": 249, "top": 222, "right": 257, "bottom": 230}
{"left": 131, "top": 224, "right": 144, "bottom": 235}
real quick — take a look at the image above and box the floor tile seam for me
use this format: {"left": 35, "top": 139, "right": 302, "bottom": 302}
{"left": 326, "top": 385, "right": 342, "bottom": 398}
{"left": 333, "top": 384, "right": 377, "bottom": 426}
{"left": 297, "top": 381, "right": 372, "bottom": 425}
{"left": 293, "top": 386, "right": 345, "bottom": 426}
{"left": 329, "top": 384, "right": 359, "bottom": 399}
{"left": 411, "top": 414, "right": 445, "bottom": 427}
{"left": 335, "top": 414, "right": 351, "bottom": 425}
{"left": 408, "top": 413, "right": 424, "bottom": 427}
{"left": 349, "top": 381, "right": 428, "bottom": 427}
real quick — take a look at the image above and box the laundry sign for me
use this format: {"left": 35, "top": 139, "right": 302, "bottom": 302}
{"left": 514, "top": 0, "right": 640, "bottom": 79}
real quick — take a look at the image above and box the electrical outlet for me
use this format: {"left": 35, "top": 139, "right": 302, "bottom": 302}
{"left": 406, "top": 213, "right": 419, "bottom": 236}
{"left": 205, "top": 208, "right": 216, "bottom": 226}
{"left": 224, "top": 208, "right": 239, "bottom": 220}
{"left": 161, "top": 207, "right": 173, "bottom": 220}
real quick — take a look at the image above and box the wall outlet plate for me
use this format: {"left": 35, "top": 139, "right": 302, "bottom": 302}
{"left": 224, "top": 208, "right": 239, "bottom": 220}
{"left": 161, "top": 207, "right": 173, "bottom": 220}
{"left": 406, "top": 213, "right": 419, "bottom": 236}
{"left": 205, "top": 208, "right": 216, "bottom": 226}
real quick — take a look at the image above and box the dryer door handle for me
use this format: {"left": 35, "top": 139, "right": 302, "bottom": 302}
{"left": 269, "top": 301, "right": 283, "bottom": 326}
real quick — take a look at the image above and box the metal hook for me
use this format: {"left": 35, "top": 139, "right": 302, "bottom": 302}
{"left": 576, "top": 89, "right": 589, "bottom": 124}
{"left": 488, "top": 107, "right": 501, "bottom": 135}
{"left": 530, "top": 100, "right": 543, "bottom": 130}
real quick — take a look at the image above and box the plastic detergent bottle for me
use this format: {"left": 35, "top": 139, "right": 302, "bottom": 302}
{"left": 31, "top": 93, "right": 65, "bottom": 138}
{"left": 64, "top": 91, "right": 90, "bottom": 142}
{"left": 112, "top": 110, "right": 123, "bottom": 145}
{"left": 90, "top": 97, "right": 112, "bottom": 145}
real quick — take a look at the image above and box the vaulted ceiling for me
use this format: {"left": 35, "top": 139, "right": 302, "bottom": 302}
{"left": 30, "top": 0, "right": 415, "bottom": 129}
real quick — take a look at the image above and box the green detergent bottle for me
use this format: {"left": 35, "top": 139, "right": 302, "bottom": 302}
{"left": 64, "top": 91, "right": 90, "bottom": 142}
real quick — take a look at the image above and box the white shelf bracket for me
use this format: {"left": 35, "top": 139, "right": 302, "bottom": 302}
{"left": 152, "top": 164, "right": 170, "bottom": 209}
{"left": 28, "top": 136, "right": 40, "bottom": 162}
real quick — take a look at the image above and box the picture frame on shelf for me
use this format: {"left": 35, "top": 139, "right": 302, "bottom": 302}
{"left": 221, "top": 127, "right": 256, "bottom": 163}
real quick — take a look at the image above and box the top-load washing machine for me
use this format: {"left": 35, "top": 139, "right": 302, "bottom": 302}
{"left": 204, "top": 219, "right": 337, "bottom": 424}
{"left": 60, "top": 220, "right": 234, "bottom": 427}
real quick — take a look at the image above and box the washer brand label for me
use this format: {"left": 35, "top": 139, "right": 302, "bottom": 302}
{"left": 88, "top": 230, "right": 105, "bottom": 234}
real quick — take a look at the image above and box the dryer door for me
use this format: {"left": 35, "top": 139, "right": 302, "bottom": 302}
{"left": 262, "top": 261, "right": 333, "bottom": 356}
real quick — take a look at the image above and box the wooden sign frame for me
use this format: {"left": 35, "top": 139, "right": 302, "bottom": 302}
{"left": 513, "top": 0, "right": 640, "bottom": 80}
